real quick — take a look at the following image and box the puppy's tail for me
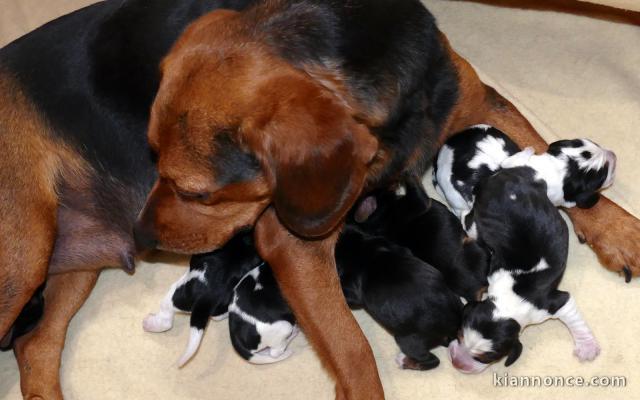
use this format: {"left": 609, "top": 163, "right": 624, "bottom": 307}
{"left": 177, "top": 299, "right": 213, "bottom": 368}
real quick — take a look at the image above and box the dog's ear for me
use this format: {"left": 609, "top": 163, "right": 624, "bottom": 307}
{"left": 244, "top": 78, "right": 378, "bottom": 238}
{"left": 504, "top": 339, "right": 523, "bottom": 367}
{"left": 575, "top": 192, "right": 600, "bottom": 209}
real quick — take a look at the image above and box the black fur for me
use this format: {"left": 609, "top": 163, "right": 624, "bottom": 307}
{"left": 433, "top": 126, "right": 521, "bottom": 211}
{"left": 547, "top": 140, "right": 609, "bottom": 209}
{"left": 171, "top": 230, "right": 261, "bottom": 329}
{"left": 461, "top": 167, "right": 570, "bottom": 365}
{"left": 336, "top": 226, "right": 462, "bottom": 370}
{"left": 353, "top": 178, "right": 490, "bottom": 302}
{"left": 0, "top": 284, "right": 45, "bottom": 351}
{"left": 229, "top": 262, "right": 295, "bottom": 361}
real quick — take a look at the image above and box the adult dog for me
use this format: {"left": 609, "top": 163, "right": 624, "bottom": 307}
{"left": 1, "top": 0, "right": 638, "bottom": 399}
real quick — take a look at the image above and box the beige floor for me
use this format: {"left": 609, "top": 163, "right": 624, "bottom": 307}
{"left": 1, "top": 0, "right": 639, "bottom": 399}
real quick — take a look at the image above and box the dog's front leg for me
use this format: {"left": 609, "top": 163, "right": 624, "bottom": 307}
{"left": 14, "top": 270, "right": 98, "bottom": 400}
{"left": 255, "top": 208, "right": 384, "bottom": 400}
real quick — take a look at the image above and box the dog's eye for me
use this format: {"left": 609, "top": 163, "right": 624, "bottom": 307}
{"left": 581, "top": 151, "right": 592, "bottom": 160}
{"left": 176, "top": 189, "right": 211, "bottom": 202}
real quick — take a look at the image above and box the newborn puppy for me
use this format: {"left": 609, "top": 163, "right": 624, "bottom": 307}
{"left": 449, "top": 167, "right": 600, "bottom": 374}
{"left": 354, "top": 177, "right": 490, "bottom": 302}
{"left": 143, "top": 230, "right": 261, "bottom": 367}
{"left": 433, "top": 125, "right": 521, "bottom": 217}
{"left": 336, "top": 226, "right": 463, "bottom": 370}
{"left": 433, "top": 125, "right": 617, "bottom": 218}
{"left": 228, "top": 262, "right": 298, "bottom": 364}
{"left": 0, "top": 283, "right": 45, "bottom": 351}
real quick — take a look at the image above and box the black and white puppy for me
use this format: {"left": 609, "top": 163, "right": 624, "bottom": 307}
{"left": 143, "top": 230, "right": 270, "bottom": 366}
{"left": 448, "top": 167, "right": 600, "bottom": 374}
{"left": 227, "top": 262, "right": 298, "bottom": 364}
{"left": 433, "top": 125, "right": 617, "bottom": 219}
{"left": 336, "top": 225, "right": 463, "bottom": 370}
{"left": 354, "top": 177, "right": 490, "bottom": 302}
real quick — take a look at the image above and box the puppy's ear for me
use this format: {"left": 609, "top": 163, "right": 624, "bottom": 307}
{"left": 504, "top": 339, "right": 523, "bottom": 367}
{"left": 575, "top": 192, "right": 600, "bottom": 209}
{"left": 244, "top": 77, "right": 378, "bottom": 238}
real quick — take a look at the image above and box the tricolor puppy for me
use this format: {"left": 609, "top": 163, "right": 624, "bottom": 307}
{"left": 448, "top": 167, "right": 600, "bottom": 374}
{"left": 433, "top": 125, "right": 617, "bottom": 219}
{"left": 228, "top": 262, "right": 298, "bottom": 364}
{"left": 336, "top": 226, "right": 463, "bottom": 370}
{"left": 143, "top": 230, "right": 262, "bottom": 367}
{"left": 354, "top": 177, "right": 490, "bottom": 302}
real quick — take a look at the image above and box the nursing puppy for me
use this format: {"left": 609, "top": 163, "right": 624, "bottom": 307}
{"left": 354, "top": 178, "right": 490, "bottom": 302}
{"left": 433, "top": 125, "right": 617, "bottom": 218}
{"left": 228, "top": 262, "right": 298, "bottom": 364}
{"left": 143, "top": 230, "right": 262, "bottom": 367}
{"left": 336, "top": 226, "right": 463, "bottom": 370}
{"left": 448, "top": 167, "right": 600, "bottom": 374}
{"left": 226, "top": 225, "right": 462, "bottom": 370}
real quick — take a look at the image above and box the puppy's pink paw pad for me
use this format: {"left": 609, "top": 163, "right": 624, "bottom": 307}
{"left": 574, "top": 340, "right": 601, "bottom": 361}
{"left": 142, "top": 313, "right": 173, "bottom": 333}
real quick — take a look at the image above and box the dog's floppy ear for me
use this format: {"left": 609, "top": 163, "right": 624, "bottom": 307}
{"left": 244, "top": 77, "right": 378, "bottom": 238}
{"left": 575, "top": 192, "right": 600, "bottom": 209}
{"left": 504, "top": 339, "right": 523, "bottom": 367}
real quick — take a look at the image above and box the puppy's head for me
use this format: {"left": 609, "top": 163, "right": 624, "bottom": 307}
{"left": 449, "top": 301, "right": 522, "bottom": 374}
{"left": 135, "top": 10, "right": 378, "bottom": 254}
{"left": 547, "top": 138, "right": 616, "bottom": 208}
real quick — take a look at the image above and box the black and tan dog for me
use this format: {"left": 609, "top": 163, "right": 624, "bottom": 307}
{"left": 2, "top": 1, "right": 640, "bottom": 399}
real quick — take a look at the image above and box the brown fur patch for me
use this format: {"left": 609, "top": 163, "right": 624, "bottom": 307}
{"left": 14, "top": 270, "right": 98, "bottom": 400}
{"left": 254, "top": 208, "right": 384, "bottom": 400}
{"left": 0, "top": 70, "right": 60, "bottom": 336}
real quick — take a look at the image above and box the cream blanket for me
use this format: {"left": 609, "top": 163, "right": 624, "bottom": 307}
{"left": 0, "top": 1, "right": 639, "bottom": 399}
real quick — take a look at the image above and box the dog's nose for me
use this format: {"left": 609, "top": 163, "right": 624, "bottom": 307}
{"left": 133, "top": 221, "right": 158, "bottom": 252}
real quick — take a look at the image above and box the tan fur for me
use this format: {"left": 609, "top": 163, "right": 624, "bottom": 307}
{"left": 14, "top": 270, "right": 98, "bottom": 400}
{"left": 254, "top": 208, "right": 384, "bottom": 400}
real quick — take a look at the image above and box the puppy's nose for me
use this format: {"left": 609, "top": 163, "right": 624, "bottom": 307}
{"left": 133, "top": 221, "right": 158, "bottom": 252}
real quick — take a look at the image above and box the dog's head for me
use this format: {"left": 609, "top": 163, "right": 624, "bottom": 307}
{"left": 134, "top": 10, "right": 378, "bottom": 254}
{"left": 546, "top": 138, "right": 616, "bottom": 208}
{"left": 449, "top": 300, "right": 522, "bottom": 374}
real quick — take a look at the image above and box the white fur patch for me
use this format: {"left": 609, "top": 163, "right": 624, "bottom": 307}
{"left": 470, "top": 124, "right": 492, "bottom": 131}
{"left": 511, "top": 258, "right": 551, "bottom": 276}
{"left": 229, "top": 294, "right": 296, "bottom": 363}
{"left": 467, "top": 135, "right": 511, "bottom": 171}
{"left": 434, "top": 145, "right": 471, "bottom": 216}
{"left": 488, "top": 269, "right": 551, "bottom": 327}
{"left": 462, "top": 327, "right": 494, "bottom": 356}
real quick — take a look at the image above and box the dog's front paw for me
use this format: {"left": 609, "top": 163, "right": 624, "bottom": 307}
{"left": 574, "top": 339, "right": 601, "bottom": 362}
{"left": 142, "top": 313, "right": 173, "bottom": 333}
{"left": 570, "top": 198, "right": 640, "bottom": 282}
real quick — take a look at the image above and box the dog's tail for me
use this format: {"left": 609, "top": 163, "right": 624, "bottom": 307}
{"left": 177, "top": 299, "right": 213, "bottom": 368}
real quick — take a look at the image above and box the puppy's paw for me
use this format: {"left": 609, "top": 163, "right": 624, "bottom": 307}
{"left": 142, "top": 313, "right": 173, "bottom": 333}
{"left": 395, "top": 352, "right": 407, "bottom": 369}
{"left": 574, "top": 339, "right": 601, "bottom": 362}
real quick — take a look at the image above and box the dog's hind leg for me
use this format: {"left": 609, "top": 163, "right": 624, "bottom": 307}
{"left": 13, "top": 270, "right": 98, "bottom": 400}
{"left": 0, "top": 75, "right": 59, "bottom": 338}
{"left": 394, "top": 334, "right": 440, "bottom": 371}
